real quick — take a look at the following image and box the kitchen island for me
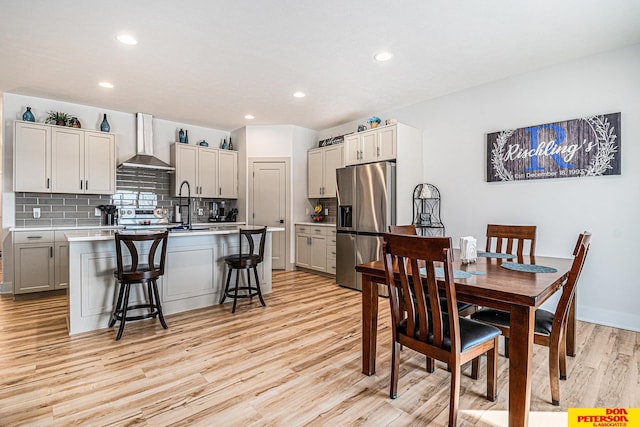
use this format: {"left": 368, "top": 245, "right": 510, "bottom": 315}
{"left": 65, "top": 226, "right": 283, "bottom": 335}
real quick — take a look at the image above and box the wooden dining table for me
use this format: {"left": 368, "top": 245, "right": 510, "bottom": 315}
{"left": 356, "top": 251, "right": 574, "bottom": 427}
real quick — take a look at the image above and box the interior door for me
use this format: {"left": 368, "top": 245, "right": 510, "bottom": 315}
{"left": 252, "top": 161, "right": 286, "bottom": 269}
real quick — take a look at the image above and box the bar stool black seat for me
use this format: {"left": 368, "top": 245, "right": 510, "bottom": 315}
{"left": 109, "top": 231, "right": 169, "bottom": 340}
{"left": 220, "top": 227, "right": 268, "bottom": 313}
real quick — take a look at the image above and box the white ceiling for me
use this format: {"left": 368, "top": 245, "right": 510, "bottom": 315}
{"left": 1, "top": 0, "right": 639, "bottom": 131}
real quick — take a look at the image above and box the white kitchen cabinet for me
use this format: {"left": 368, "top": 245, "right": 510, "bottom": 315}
{"left": 295, "top": 224, "right": 336, "bottom": 274}
{"left": 54, "top": 231, "right": 70, "bottom": 289}
{"left": 14, "top": 121, "right": 115, "bottom": 194}
{"left": 308, "top": 145, "right": 344, "bottom": 198}
{"left": 14, "top": 121, "right": 51, "bottom": 192}
{"left": 14, "top": 231, "right": 55, "bottom": 294}
{"left": 218, "top": 150, "right": 238, "bottom": 198}
{"left": 171, "top": 144, "right": 237, "bottom": 199}
{"left": 197, "top": 147, "right": 219, "bottom": 197}
{"left": 344, "top": 124, "right": 399, "bottom": 165}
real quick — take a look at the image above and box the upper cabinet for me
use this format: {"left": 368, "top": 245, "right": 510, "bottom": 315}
{"left": 14, "top": 121, "right": 115, "bottom": 194}
{"left": 170, "top": 143, "right": 238, "bottom": 198}
{"left": 308, "top": 144, "right": 344, "bottom": 198}
{"left": 344, "top": 124, "right": 398, "bottom": 166}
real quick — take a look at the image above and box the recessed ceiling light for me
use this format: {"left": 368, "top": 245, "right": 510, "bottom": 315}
{"left": 245, "top": 114, "right": 255, "bottom": 120}
{"left": 374, "top": 51, "right": 393, "bottom": 62}
{"left": 293, "top": 91, "right": 305, "bottom": 98}
{"left": 117, "top": 34, "right": 138, "bottom": 45}
{"left": 98, "top": 81, "right": 114, "bottom": 89}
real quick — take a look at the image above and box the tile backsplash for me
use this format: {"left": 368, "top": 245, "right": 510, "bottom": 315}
{"left": 14, "top": 168, "right": 236, "bottom": 227}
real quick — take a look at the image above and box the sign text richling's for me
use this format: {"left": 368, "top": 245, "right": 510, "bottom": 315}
{"left": 486, "top": 113, "right": 621, "bottom": 182}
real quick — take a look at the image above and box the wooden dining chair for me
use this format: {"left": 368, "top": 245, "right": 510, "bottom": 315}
{"left": 471, "top": 232, "right": 591, "bottom": 406}
{"left": 389, "top": 225, "right": 477, "bottom": 318}
{"left": 486, "top": 224, "right": 537, "bottom": 256}
{"left": 484, "top": 224, "right": 537, "bottom": 356}
{"left": 383, "top": 233, "right": 500, "bottom": 427}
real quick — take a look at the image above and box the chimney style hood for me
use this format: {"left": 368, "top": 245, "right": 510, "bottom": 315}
{"left": 118, "top": 113, "right": 175, "bottom": 171}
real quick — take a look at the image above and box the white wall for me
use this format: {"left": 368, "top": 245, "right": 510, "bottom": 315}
{"left": 352, "top": 45, "right": 639, "bottom": 331}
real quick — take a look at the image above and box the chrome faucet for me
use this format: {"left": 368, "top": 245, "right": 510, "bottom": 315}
{"left": 178, "top": 180, "right": 192, "bottom": 230}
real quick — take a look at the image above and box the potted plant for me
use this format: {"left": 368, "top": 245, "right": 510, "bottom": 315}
{"left": 367, "top": 116, "right": 381, "bottom": 128}
{"left": 45, "top": 111, "right": 71, "bottom": 126}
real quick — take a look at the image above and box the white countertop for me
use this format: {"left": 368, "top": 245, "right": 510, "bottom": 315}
{"left": 11, "top": 222, "right": 246, "bottom": 233}
{"left": 65, "top": 225, "right": 284, "bottom": 242}
{"left": 11, "top": 225, "right": 124, "bottom": 232}
{"left": 295, "top": 222, "right": 336, "bottom": 227}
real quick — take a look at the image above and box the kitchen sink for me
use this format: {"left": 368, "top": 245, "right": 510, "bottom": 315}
{"left": 169, "top": 226, "right": 208, "bottom": 232}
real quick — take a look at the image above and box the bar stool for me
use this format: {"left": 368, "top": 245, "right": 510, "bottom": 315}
{"left": 109, "top": 231, "right": 169, "bottom": 340}
{"left": 219, "top": 227, "right": 267, "bottom": 313}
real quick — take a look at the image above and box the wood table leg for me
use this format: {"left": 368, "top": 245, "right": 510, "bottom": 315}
{"left": 566, "top": 293, "right": 576, "bottom": 357}
{"left": 508, "top": 305, "right": 535, "bottom": 427}
{"left": 362, "top": 274, "right": 379, "bottom": 375}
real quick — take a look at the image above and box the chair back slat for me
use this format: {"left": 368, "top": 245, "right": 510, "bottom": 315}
{"left": 114, "top": 231, "right": 169, "bottom": 280}
{"left": 486, "top": 224, "right": 537, "bottom": 256}
{"left": 389, "top": 224, "right": 417, "bottom": 235}
{"left": 239, "top": 227, "right": 268, "bottom": 261}
{"left": 383, "top": 233, "right": 459, "bottom": 352}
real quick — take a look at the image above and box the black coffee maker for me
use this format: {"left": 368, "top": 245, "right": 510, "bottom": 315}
{"left": 98, "top": 205, "right": 118, "bottom": 226}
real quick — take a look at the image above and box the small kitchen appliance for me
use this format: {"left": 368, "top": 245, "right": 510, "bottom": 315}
{"left": 98, "top": 204, "right": 118, "bottom": 226}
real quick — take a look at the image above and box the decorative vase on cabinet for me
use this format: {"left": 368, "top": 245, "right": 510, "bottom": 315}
{"left": 22, "top": 107, "right": 35, "bottom": 122}
{"left": 179, "top": 128, "right": 185, "bottom": 143}
{"left": 100, "top": 114, "right": 110, "bottom": 132}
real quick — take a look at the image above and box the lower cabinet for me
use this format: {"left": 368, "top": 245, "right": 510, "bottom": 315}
{"left": 14, "top": 230, "right": 80, "bottom": 294}
{"left": 14, "top": 231, "right": 55, "bottom": 294}
{"left": 295, "top": 225, "right": 336, "bottom": 275}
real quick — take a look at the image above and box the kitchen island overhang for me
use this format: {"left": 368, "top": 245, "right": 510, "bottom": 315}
{"left": 65, "top": 226, "right": 284, "bottom": 335}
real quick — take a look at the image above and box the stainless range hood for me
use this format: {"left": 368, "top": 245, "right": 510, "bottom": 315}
{"left": 118, "top": 113, "right": 175, "bottom": 171}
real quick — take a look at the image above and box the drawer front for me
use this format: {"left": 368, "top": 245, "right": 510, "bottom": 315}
{"left": 326, "top": 244, "right": 337, "bottom": 260}
{"left": 310, "top": 227, "right": 325, "bottom": 235}
{"left": 296, "top": 225, "right": 308, "bottom": 235}
{"left": 326, "top": 257, "right": 336, "bottom": 275}
{"left": 14, "top": 230, "right": 55, "bottom": 244}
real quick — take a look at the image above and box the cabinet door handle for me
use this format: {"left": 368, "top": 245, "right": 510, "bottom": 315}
{"left": 377, "top": 147, "right": 380, "bottom": 157}
{"left": 219, "top": 188, "right": 222, "bottom": 195}
{"left": 86, "top": 180, "right": 89, "bottom": 190}
{"left": 27, "top": 235, "right": 43, "bottom": 239}
{"left": 47, "top": 178, "right": 50, "bottom": 189}
{"left": 80, "top": 180, "right": 83, "bottom": 190}
{"left": 50, "top": 247, "right": 53, "bottom": 258}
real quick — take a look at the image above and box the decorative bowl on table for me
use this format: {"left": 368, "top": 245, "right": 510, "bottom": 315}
{"left": 311, "top": 214, "right": 325, "bottom": 222}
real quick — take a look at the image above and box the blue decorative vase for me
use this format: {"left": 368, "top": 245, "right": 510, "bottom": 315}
{"left": 228, "top": 137, "right": 233, "bottom": 150}
{"left": 179, "top": 128, "right": 185, "bottom": 143}
{"left": 221, "top": 138, "right": 227, "bottom": 150}
{"left": 184, "top": 130, "right": 189, "bottom": 144}
{"left": 199, "top": 140, "right": 209, "bottom": 147}
{"left": 22, "top": 107, "right": 35, "bottom": 122}
{"left": 100, "top": 114, "right": 110, "bottom": 132}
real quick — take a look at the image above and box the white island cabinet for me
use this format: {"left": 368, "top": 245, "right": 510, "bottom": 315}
{"left": 66, "top": 226, "right": 282, "bottom": 335}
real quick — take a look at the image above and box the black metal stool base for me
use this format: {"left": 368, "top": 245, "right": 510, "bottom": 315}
{"left": 109, "top": 279, "right": 168, "bottom": 340}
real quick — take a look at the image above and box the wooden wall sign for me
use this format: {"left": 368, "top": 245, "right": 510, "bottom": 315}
{"left": 486, "top": 113, "right": 621, "bottom": 182}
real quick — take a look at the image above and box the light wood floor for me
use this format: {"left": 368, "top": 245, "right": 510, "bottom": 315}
{"left": 0, "top": 270, "right": 638, "bottom": 426}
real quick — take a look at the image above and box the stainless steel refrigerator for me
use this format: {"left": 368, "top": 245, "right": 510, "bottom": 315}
{"left": 336, "top": 162, "right": 395, "bottom": 291}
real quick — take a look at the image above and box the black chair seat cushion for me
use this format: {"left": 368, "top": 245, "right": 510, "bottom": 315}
{"left": 471, "top": 308, "right": 554, "bottom": 336}
{"left": 113, "top": 264, "right": 161, "bottom": 281}
{"left": 224, "top": 254, "right": 261, "bottom": 268}
{"left": 397, "top": 314, "right": 500, "bottom": 352}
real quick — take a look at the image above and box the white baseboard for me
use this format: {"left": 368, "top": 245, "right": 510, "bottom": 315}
{"left": 579, "top": 305, "right": 640, "bottom": 332}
